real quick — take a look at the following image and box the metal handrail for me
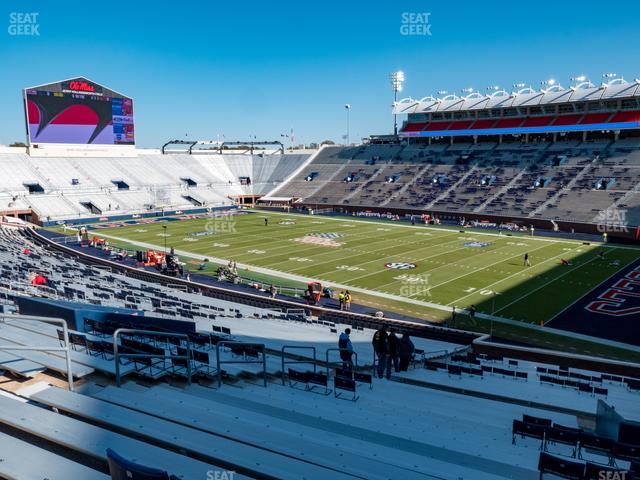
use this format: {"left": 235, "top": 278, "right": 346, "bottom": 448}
{"left": 113, "top": 328, "right": 192, "bottom": 387}
{"left": 0, "top": 313, "right": 74, "bottom": 391}
{"left": 425, "top": 349, "right": 450, "bottom": 361}
{"left": 281, "top": 345, "right": 317, "bottom": 385}
{"left": 216, "top": 341, "right": 267, "bottom": 388}
{"left": 325, "top": 348, "right": 358, "bottom": 379}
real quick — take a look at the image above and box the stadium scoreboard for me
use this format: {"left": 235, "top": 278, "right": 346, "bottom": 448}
{"left": 23, "top": 77, "right": 134, "bottom": 146}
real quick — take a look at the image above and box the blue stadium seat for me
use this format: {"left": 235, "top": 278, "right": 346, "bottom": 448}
{"left": 106, "top": 448, "right": 176, "bottom": 480}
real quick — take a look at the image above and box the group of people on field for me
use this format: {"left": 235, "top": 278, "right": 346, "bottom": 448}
{"left": 337, "top": 325, "right": 415, "bottom": 379}
{"left": 337, "top": 290, "right": 352, "bottom": 311}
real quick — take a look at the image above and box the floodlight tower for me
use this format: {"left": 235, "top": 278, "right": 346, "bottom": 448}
{"left": 390, "top": 71, "right": 405, "bottom": 136}
{"left": 344, "top": 104, "right": 351, "bottom": 145}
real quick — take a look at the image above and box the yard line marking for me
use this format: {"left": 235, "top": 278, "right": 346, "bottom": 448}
{"left": 94, "top": 232, "right": 463, "bottom": 316}
{"left": 363, "top": 241, "right": 536, "bottom": 292}
{"left": 448, "top": 244, "right": 584, "bottom": 306}
{"left": 260, "top": 229, "right": 457, "bottom": 269}
{"left": 494, "top": 249, "right": 618, "bottom": 315}
{"left": 292, "top": 231, "right": 464, "bottom": 277}
{"left": 252, "top": 209, "right": 640, "bottom": 250}
{"left": 411, "top": 243, "right": 553, "bottom": 299}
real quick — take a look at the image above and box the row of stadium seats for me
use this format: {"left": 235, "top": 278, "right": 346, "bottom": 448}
{"left": 0, "top": 152, "right": 310, "bottom": 220}
{"left": 273, "top": 142, "right": 640, "bottom": 225}
{"left": 401, "top": 110, "right": 640, "bottom": 134}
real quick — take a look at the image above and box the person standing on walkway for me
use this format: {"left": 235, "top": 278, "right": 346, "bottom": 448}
{"left": 338, "top": 328, "right": 354, "bottom": 371}
{"left": 344, "top": 291, "right": 352, "bottom": 311}
{"left": 338, "top": 291, "right": 345, "bottom": 310}
{"left": 372, "top": 325, "right": 390, "bottom": 379}
{"left": 398, "top": 333, "right": 415, "bottom": 372}
{"left": 388, "top": 329, "right": 400, "bottom": 372}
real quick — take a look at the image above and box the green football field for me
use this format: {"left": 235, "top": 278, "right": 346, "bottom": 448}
{"left": 81, "top": 210, "right": 640, "bottom": 327}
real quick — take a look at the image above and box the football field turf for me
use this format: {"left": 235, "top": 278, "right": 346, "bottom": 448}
{"left": 85, "top": 210, "right": 640, "bottom": 326}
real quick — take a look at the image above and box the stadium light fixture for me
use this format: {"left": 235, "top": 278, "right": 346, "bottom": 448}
{"left": 390, "top": 71, "right": 405, "bottom": 136}
{"left": 436, "top": 90, "right": 448, "bottom": 95}
{"left": 602, "top": 73, "right": 617, "bottom": 79}
{"left": 513, "top": 83, "right": 527, "bottom": 89}
{"left": 461, "top": 87, "right": 474, "bottom": 94}
{"left": 344, "top": 104, "right": 351, "bottom": 145}
{"left": 540, "top": 78, "right": 556, "bottom": 87}
{"left": 570, "top": 75, "right": 587, "bottom": 83}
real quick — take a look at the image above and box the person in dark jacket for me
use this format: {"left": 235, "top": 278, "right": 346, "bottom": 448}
{"left": 398, "top": 333, "right": 415, "bottom": 371}
{"left": 372, "top": 325, "right": 390, "bottom": 379}
{"left": 338, "top": 328, "right": 354, "bottom": 370}
{"left": 388, "top": 329, "right": 400, "bottom": 373}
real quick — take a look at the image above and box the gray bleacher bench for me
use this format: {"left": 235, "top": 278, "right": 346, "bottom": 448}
{"left": 0, "top": 350, "right": 45, "bottom": 378}
{"left": 0, "top": 430, "right": 108, "bottom": 480}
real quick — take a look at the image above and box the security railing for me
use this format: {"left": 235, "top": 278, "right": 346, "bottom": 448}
{"left": 0, "top": 313, "right": 74, "bottom": 391}
{"left": 280, "top": 345, "right": 317, "bottom": 385}
{"left": 325, "top": 348, "right": 358, "bottom": 379}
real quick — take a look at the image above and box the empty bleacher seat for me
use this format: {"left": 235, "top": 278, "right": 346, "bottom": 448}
{"left": 107, "top": 449, "right": 176, "bottom": 480}
{"left": 538, "top": 452, "right": 584, "bottom": 479}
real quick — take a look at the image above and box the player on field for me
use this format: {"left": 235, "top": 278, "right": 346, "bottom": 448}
{"left": 524, "top": 252, "right": 531, "bottom": 267}
{"left": 264, "top": 218, "right": 268, "bottom": 226}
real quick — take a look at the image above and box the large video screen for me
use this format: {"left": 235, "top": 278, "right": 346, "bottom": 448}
{"left": 24, "top": 78, "right": 134, "bottom": 145}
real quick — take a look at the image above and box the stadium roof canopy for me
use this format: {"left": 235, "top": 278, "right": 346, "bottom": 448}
{"left": 393, "top": 78, "right": 640, "bottom": 115}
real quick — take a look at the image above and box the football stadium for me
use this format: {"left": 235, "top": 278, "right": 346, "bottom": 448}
{"left": 0, "top": 3, "right": 639, "bottom": 480}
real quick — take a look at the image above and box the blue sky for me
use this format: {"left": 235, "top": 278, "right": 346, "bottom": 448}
{"left": 1, "top": 1, "right": 639, "bottom": 147}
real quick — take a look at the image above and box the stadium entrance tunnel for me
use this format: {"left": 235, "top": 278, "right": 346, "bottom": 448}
{"left": 80, "top": 201, "right": 102, "bottom": 215}
{"left": 466, "top": 245, "right": 640, "bottom": 348}
{"left": 111, "top": 180, "right": 129, "bottom": 190}
{"left": 23, "top": 182, "right": 44, "bottom": 194}
{"left": 180, "top": 177, "right": 197, "bottom": 187}
{"left": 182, "top": 194, "right": 204, "bottom": 207}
